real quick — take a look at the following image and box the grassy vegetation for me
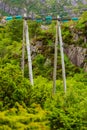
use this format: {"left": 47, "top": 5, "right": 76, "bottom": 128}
{"left": 0, "top": 9, "right": 9, "bottom": 16}
{"left": 0, "top": 12, "right": 87, "bottom": 130}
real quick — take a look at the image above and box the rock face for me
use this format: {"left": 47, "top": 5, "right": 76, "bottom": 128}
{"left": 0, "top": 0, "right": 87, "bottom": 16}
{"left": 71, "top": 0, "right": 87, "bottom": 5}
{"left": 0, "top": 1, "right": 23, "bottom": 15}
{"left": 65, "top": 45, "right": 87, "bottom": 71}
{"left": 31, "top": 39, "right": 87, "bottom": 72}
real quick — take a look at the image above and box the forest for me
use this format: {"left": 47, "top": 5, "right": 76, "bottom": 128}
{"left": 0, "top": 11, "right": 87, "bottom": 130}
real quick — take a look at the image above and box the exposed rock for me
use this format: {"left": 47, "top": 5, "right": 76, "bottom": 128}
{"left": 31, "top": 41, "right": 43, "bottom": 59}
{"left": 0, "top": 0, "right": 87, "bottom": 16}
{"left": 0, "top": 1, "right": 23, "bottom": 15}
{"left": 65, "top": 45, "right": 87, "bottom": 71}
{"left": 31, "top": 39, "right": 87, "bottom": 72}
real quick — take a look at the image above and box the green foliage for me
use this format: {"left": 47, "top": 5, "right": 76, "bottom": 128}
{"left": 0, "top": 12, "right": 87, "bottom": 130}
{"left": 0, "top": 103, "right": 50, "bottom": 130}
{"left": 0, "top": 9, "right": 9, "bottom": 16}
{"left": 5, "top": 19, "right": 23, "bottom": 42}
{"left": 34, "top": 22, "right": 55, "bottom": 45}
{"left": 28, "top": 21, "right": 41, "bottom": 38}
{"left": 0, "top": 64, "right": 32, "bottom": 110}
{"left": 62, "top": 26, "right": 73, "bottom": 44}
{"left": 0, "top": 72, "right": 87, "bottom": 129}
{"left": 30, "top": 76, "right": 52, "bottom": 107}
{"left": 45, "top": 74, "right": 87, "bottom": 129}
{"left": 62, "top": 12, "right": 87, "bottom": 47}
{"left": 33, "top": 54, "right": 53, "bottom": 78}
{"left": 76, "top": 12, "right": 87, "bottom": 29}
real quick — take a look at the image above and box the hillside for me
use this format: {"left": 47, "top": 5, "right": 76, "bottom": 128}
{"left": 0, "top": 11, "right": 87, "bottom": 130}
{"left": 0, "top": 0, "right": 87, "bottom": 17}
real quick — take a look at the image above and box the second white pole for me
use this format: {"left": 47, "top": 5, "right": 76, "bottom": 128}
{"left": 58, "top": 17, "right": 66, "bottom": 93}
{"left": 22, "top": 8, "right": 34, "bottom": 85}
{"left": 53, "top": 19, "right": 58, "bottom": 95}
{"left": 25, "top": 21, "right": 34, "bottom": 86}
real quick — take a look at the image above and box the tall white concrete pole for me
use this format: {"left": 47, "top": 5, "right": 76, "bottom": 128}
{"left": 24, "top": 8, "right": 34, "bottom": 85}
{"left": 21, "top": 19, "right": 26, "bottom": 77}
{"left": 53, "top": 19, "right": 58, "bottom": 95}
{"left": 58, "top": 16, "right": 66, "bottom": 93}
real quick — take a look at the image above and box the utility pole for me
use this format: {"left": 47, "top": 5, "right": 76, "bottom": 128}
{"left": 25, "top": 21, "right": 34, "bottom": 85}
{"left": 53, "top": 18, "right": 58, "bottom": 95}
{"left": 58, "top": 16, "right": 66, "bottom": 93}
{"left": 24, "top": 8, "right": 34, "bottom": 85}
{"left": 21, "top": 19, "right": 26, "bottom": 77}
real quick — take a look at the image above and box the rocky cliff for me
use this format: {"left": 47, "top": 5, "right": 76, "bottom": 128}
{"left": 0, "top": 1, "right": 23, "bottom": 15}
{"left": 65, "top": 45, "right": 87, "bottom": 72}
{"left": 0, "top": 0, "right": 87, "bottom": 16}
{"left": 31, "top": 39, "right": 87, "bottom": 72}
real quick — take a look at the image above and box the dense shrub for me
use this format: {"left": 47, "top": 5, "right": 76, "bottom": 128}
{"left": 0, "top": 12, "right": 87, "bottom": 130}
{"left": 0, "top": 64, "right": 32, "bottom": 110}
{"left": 5, "top": 19, "right": 23, "bottom": 42}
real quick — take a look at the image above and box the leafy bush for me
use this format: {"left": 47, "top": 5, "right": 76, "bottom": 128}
{"left": 5, "top": 19, "right": 23, "bottom": 42}
{"left": 0, "top": 12, "right": 87, "bottom": 130}
{"left": 0, "top": 64, "right": 32, "bottom": 110}
{"left": 0, "top": 103, "right": 50, "bottom": 130}
{"left": 30, "top": 76, "right": 52, "bottom": 107}
{"left": 46, "top": 74, "right": 87, "bottom": 130}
